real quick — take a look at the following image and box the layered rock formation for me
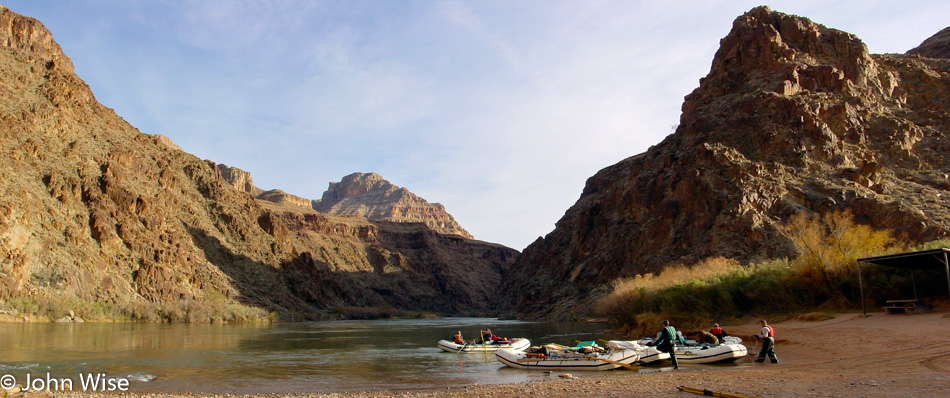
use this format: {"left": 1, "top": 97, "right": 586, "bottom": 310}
{"left": 255, "top": 189, "right": 313, "bottom": 211}
{"left": 0, "top": 6, "right": 515, "bottom": 321}
{"left": 217, "top": 163, "right": 260, "bottom": 196}
{"left": 214, "top": 166, "right": 475, "bottom": 239}
{"left": 269, "top": 209, "right": 515, "bottom": 315}
{"left": 314, "top": 172, "right": 475, "bottom": 239}
{"left": 497, "top": 7, "right": 950, "bottom": 319}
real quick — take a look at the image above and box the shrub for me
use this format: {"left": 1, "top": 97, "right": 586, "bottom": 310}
{"left": 597, "top": 210, "right": 914, "bottom": 337}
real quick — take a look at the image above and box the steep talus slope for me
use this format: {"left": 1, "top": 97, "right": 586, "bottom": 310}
{"left": 314, "top": 172, "right": 475, "bottom": 239}
{"left": 497, "top": 6, "right": 950, "bottom": 319}
{"left": 0, "top": 6, "right": 515, "bottom": 321}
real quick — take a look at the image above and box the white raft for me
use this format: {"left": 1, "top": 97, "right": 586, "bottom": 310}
{"left": 495, "top": 341, "right": 639, "bottom": 371}
{"left": 609, "top": 340, "right": 672, "bottom": 364}
{"left": 674, "top": 337, "right": 747, "bottom": 364}
{"left": 635, "top": 336, "right": 746, "bottom": 364}
{"left": 634, "top": 344, "right": 671, "bottom": 364}
{"left": 438, "top": 337, "right": 530, "bottom": 353}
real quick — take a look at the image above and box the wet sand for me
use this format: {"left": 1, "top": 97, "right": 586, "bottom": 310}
{"left": 16, "top": 307, "right": 950, "bottom": 398}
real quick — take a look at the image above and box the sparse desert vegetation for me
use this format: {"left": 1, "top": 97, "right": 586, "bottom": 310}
{"left": 596, "top": 211, "right": 948, "bottom": 336}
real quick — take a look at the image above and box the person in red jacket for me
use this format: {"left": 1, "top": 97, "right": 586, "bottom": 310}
{"left": 710, "top": 323, "right": 728, "bottom": 341}
{"left": 753, "top": 319, "right": 778, "bottom": 363}
{"left": 453, "top": 330, "right": 464, "bottom": 344}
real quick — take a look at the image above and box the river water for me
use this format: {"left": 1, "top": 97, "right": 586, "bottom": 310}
{"left": 0, "top": 318, "right": 623, "bottom": 394}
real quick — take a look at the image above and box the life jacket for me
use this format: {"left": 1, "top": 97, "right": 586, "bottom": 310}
{"left": 526, "top": 353, "right": 547, "bottom": 358}
{"left": 454, "top": 336, "right": 463, "bottom": 344}
{"left": 710, "top": 327, "right": 723, "bottom": 335}
{"left": 766, "top": 325, "right": 774, "bottom": 338}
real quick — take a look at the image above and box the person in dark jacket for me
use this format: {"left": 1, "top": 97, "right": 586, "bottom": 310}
{"left": 479, "top": 328, "right": 493, "bottom": 343}
{"left": 656, "top": 320, "right": 680, "bottom": 369}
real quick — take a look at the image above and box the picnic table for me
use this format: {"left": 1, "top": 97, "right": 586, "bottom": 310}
{"left": 882, "top": 299, "right": 927, "bottom": 314}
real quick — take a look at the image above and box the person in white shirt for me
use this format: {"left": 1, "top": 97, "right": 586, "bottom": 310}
{"left": 753, "top": 319, "right": 778, "bottom": 363}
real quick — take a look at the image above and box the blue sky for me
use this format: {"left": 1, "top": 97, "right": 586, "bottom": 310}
{"left": 5, "top": 1, "right": 949, "bottom": 250}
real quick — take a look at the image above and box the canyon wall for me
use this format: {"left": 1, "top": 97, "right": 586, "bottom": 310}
{"left": 496, "top": 6, "right": 950, "bottom": 319}
{"left": 0, "top": 5, "right": 515, "bottom": 321}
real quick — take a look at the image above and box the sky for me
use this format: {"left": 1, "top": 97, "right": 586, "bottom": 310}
{"left": 4, "top": 1, "right": 949, "bottom": 250}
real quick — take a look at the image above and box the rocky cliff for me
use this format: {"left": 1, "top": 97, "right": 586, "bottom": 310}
{"left": 257, "top": 189, "right": 312, "bottom": 210}
{"left": 0, "top": 5, "right": 515, "bottom": 321}
{"left": 314, "top": 172, "right": 475, "bottom": 239}
{"left": 908, "top": 27, "right": 950, "bottom": 59}
{"left": 265, "top": 206, "right": 515, "bottom": 315}
{"left": 217, "top": 163, "right": 261, "bottom": 196}
{"left": 497, "top": 6, "right": 950, "bottom": 319}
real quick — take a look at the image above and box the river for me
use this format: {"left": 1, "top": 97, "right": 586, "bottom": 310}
{"left": 0, "top": 318, "right": 623, "bottom": 394}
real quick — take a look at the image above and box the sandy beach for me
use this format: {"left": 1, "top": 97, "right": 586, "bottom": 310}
{"left": 10, "top": 306, "right": 949, "bottom": 398}
{"left": 304, "top": 308, "right": 948, "bottom": 398}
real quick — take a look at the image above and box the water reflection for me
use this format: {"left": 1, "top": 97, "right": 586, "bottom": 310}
{"left": 0, "top": 318, "right": 621, "bottom": 394}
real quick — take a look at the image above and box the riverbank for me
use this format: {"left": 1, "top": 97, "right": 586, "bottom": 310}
{"left": 311, "top": 308, "right": 949, "bottom": 398}
{"left": 9, "top": 307, "right": 949, "bottom": 398}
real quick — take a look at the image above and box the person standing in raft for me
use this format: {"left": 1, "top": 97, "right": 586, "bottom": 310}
{"left": 656, "top": 320, "right": 680, "bottom": 369}
{"left": 710, "top": 323, "right": 728, "bottom": 341}
{"left": 753, "top": 319, "right": 779, "bottom": 363}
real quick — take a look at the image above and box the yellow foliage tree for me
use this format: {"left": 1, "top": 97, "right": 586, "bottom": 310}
{"left": 782, "top": 210, "right": 903, "bottom": 286}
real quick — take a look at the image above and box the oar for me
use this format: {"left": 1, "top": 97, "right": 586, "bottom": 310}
{"left": 677, "top": 386, "right": 758, "bottom": 398}
{"left": 574, "top": 340, "right": 637, "bottom": 370}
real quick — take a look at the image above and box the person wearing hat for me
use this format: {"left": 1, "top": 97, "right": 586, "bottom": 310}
{"left": 710, "top": 323, "right": 728, "bottom": 341}
{"left": 656, "top": 320, "right": 680, "bottom": 369}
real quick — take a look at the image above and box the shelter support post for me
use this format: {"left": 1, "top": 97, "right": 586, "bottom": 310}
{"left": 857, "top": 260, "right": 866, "bottom": 317}
{"left": 912, "top": 270, "right": 918, "bottom": 300}
{"left": 944, "top": 252, "right": 950, "bottom": 299}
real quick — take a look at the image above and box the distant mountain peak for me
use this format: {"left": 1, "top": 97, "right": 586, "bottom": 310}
{"left": 314, "top": 172, "right": 474, "bottom": 239}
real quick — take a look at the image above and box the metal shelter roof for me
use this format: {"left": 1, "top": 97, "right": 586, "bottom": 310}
{"left": 857, "top": 248, "right": 950, "bottom": 270}
{"left": 854, "top": 248, "right": 950, "bottom": 316}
